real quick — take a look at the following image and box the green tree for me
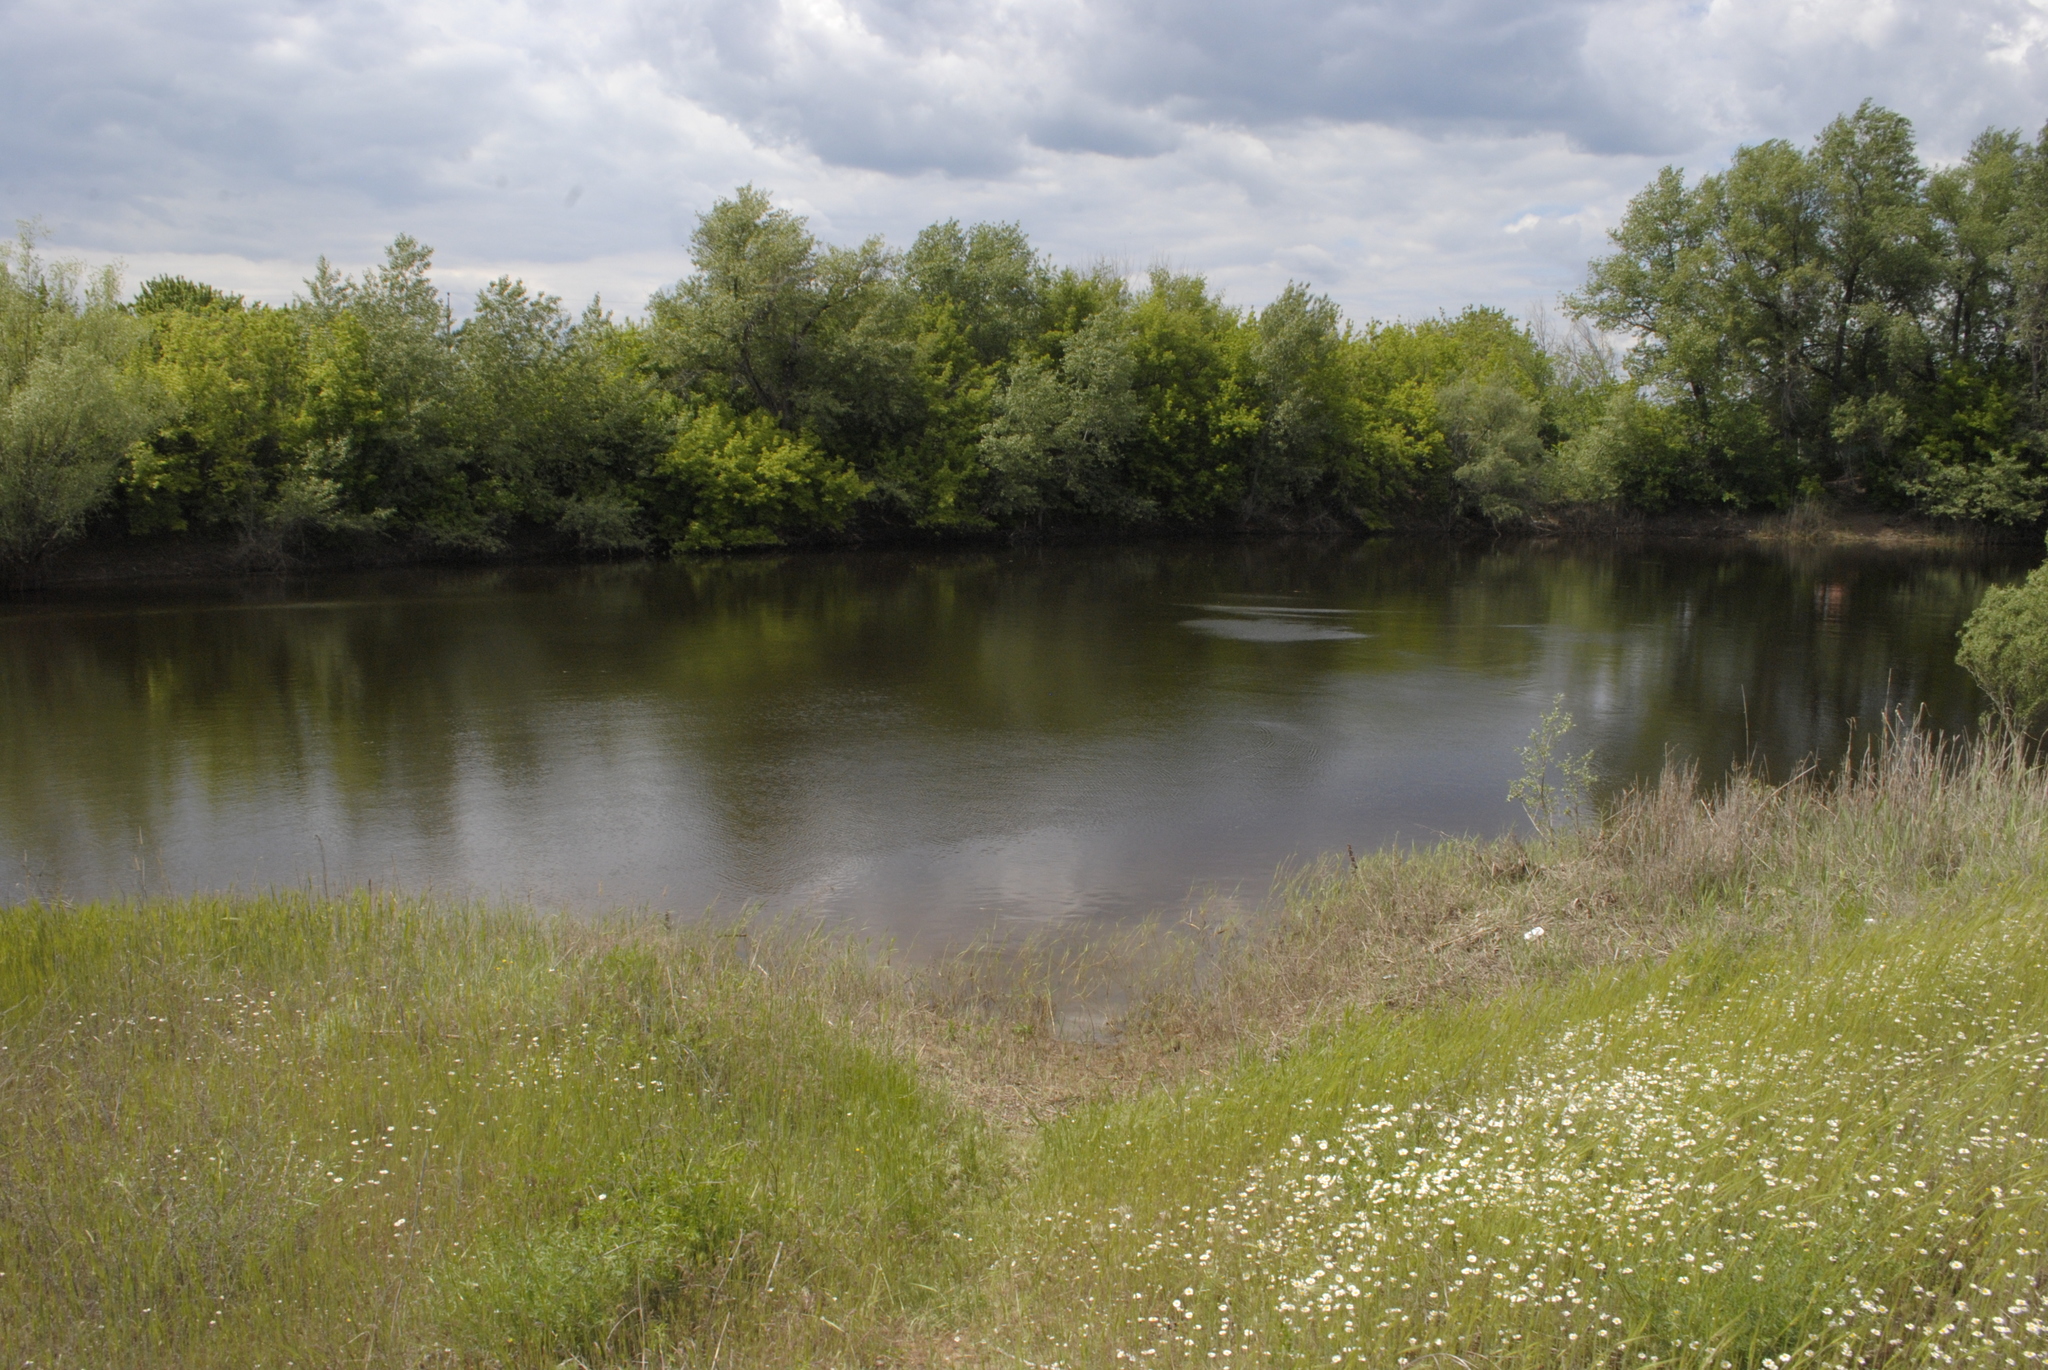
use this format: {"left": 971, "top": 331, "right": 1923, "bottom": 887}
{"left": 1344, "top": 307, "right": 1551, "bottom": 520}
{"left": 1888, "top": 132, "right": 2045, "bottom": 526}
{"left": 1808, "top": 102, "right": 1941, "bottom": 489}
{"left": 0, "top": 232, "right": 161, "bottom": 585}
{"left": 1440, "top": 377, "right": 1545, "bottom": 527}
{"left": 980, "top": 306, "right": 1145, "bottom": 523}
{"left": 1241, "top": 283, "right": 1358, "bottom": 517}
{"left": 649, "top": 187, "right": 916, "bottom": 468}
{"left": 1570, "top": 104, "right": 2040, "bottom": 516}
{"left": 127, "top": 297, "right": 315, "bottom": 543}
{"left": 132, "top": 274, "right": 243, "bottom": 314}
{"left": 549, "top": 309, "right": 677, "bottom": 552}
{"left": 902, "top": 219, "right": 1040, "bottom": 367}
{"left": 1121, "top": 270, "right": 1259, "bottom": 523}
{"left": 1573, "top": 151, "right": 1809, "bottom": 506}
{"left": 863, "top": 220, "right": 1045, "bottom": 531}
{"left": 450, "top": 282, "right": 671, "bottom": 552}
{"left": 1926, "top": 130, "right": 2025, "bottom": 368}
{"left": 302, "top": 236, "right": 471, "bottom": 546}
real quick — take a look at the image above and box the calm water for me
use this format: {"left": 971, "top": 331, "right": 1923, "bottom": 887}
{"left": 0, "top": 539, "right": 2016, "bottom": 940}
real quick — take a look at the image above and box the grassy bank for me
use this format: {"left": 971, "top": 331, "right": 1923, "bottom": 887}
{"left": 0, "top": 897, "right": 993, "bottom": 1366}
{"left": 4, "top": 729, "right": 2048, "bottom": 1367}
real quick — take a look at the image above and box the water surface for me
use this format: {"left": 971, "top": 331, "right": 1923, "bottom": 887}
{"left": 0, "top": 539, "right": 2013, "bottom": 940}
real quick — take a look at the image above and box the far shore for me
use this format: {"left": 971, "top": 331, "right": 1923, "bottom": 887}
{"left": 16, "top": 503, "right": 2029, "bottom": 593}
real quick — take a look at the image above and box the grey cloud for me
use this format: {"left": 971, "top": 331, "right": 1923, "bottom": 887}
{"left": 0, "top": 0, "right": 710, "bottom": 266}
{"left": 623, "top": 0, "right": 1681, "bottom": 173}
{"left": 1583, "top": 0, "right": 2048, "bottom": 161}
{"left": 754, "top": 86, "right": 1029, "bottom": 178}
{"left": 1024, "top": 98, "right": 1182, "bottom": 159}
{"left": 4, "top": 0, "right": 489, "bottom": 247}
{"left": 623, "top": 0, "right": 2048, "bottom": 175}
{"left": 1075, "top": 0, "right": 1675, "bottom": 152}
{"left": 625, "top": 0, "right": 1042, "bottom": 176}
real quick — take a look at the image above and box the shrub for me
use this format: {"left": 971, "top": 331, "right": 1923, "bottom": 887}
{"left": 1956, "top": 556, "right": 2048, "bottom": 734}
{"left": 651, "top": 402, "right": 865, "bottom": 551}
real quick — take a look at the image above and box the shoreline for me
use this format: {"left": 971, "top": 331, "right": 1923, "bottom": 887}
{"left": 22, "top": 504, "right": 2029, "bottom": 592}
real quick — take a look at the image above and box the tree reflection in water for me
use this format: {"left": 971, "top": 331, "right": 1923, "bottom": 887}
{"left": 0, "top": 538, "right": 2016, "bottom": 939}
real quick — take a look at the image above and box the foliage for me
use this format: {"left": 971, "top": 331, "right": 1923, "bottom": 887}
{"left": 1244, "top": 284, "right": 1366, "bottom": 515}
{"left": 1957, "top": 556, "right": 2048, "bottom": 733}
{"left": 1574, "top": 102, "right": 2048, "bottom": 522}
{"left": 446, "top": 282, "right": 671, "bottom": 553}
{"left": 122, "top": 246, "right": 673, "bottom": 564}
{"left": 1440, "top": 376, "right": 1545, "bottom": 525}
{"left": 648, "top": 185, "right": 913, "bottom": 460}
{"left": 980, "top": 304, "right": 1146, "bottom": 522}
{"left": 8, "top": 190, "right": 1613, "bottom": 577}
{"left": 0, "top": 230, "right": 161, "bottom": 584}
{"left": 1507, "top": 692, "right": 1599, "bottom": 831}
{"left": 128, "top": 297, "right": 317, "bottom": 544}
{"left": 650, "top": 400, "right": 865, "bottom": 551}
{"left": 132, "top": 274, "right": 243, "bottom": 314}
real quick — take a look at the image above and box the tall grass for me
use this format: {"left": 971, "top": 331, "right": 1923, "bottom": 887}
{"left": 3, "top": 723, "right": 2046, "bottom": 1366}
{"left": 1099, "top": 724, "right": 2048, "bottom": 1069}
{"left": 0, "top": 897, "right": 990, "bottom": 1366}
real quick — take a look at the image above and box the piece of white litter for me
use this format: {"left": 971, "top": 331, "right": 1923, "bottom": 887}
{"left": 1524, "top": 926, "right": 1546, "bottom": 941}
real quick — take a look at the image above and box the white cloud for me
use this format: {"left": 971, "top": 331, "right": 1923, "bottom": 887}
{"left": 2, "top": 0, "right": 2043, "bottom": 322}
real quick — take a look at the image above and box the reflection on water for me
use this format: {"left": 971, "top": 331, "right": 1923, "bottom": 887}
{"left": 0, "top": 539, "right": 2017, "bottom": 940}
{"left": 1182, "top": 605, "right": 1371, "bottom": 642}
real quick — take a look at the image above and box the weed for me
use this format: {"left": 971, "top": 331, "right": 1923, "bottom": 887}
{"left": 1507, "top": 694, "right": 1598, "bottom": 835}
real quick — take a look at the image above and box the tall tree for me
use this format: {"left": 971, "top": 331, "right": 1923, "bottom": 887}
{"left": 649, "top": 187, "right": 914, "bottom": 459}
{"left": 0, "top": 232, "right": 160, "bottom": 584}
{"left": 302, "top": 236, "right": 470, "bottom": 543}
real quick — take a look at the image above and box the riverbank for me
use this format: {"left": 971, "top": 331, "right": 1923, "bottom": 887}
{"left": 20, "top": 501, "right": 2026, "bottom": 591}
{"left": 5, "top": 728, "right": 2047, "bottom": 1367}
{"left": 1524, "top": 501, "right": 2021, "bottom": 550}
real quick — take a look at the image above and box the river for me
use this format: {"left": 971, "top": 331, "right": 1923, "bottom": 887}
{"left": 0, "top": 537, "right": 2015, "bottom": 941}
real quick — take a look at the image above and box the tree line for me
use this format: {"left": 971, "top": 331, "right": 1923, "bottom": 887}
{"left": 5, "top": 102, "right": 2048, "bottom": 586}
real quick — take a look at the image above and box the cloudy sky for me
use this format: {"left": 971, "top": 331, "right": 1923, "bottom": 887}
{"left": 4, "top": 0, "right": 2046, "bottom": 322}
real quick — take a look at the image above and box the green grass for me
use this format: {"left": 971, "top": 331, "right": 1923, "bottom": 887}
{"left": 1006, "top": 892, "right": 2048, "bottom": 1368}
{"left": 4, "top": 729, "right": 2048, "bottom": 1367}
{"left": 0, "top": 898, "right": 990, "bottom": 1366}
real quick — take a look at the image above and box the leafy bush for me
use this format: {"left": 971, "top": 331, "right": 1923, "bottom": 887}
{"left": 1905, "top": 448, "right": 2048, "bottom": 526}
{"left": 1957, "top": 557, "right": 2048, "bottom": 732}
{"left": 980, "top": 306, "right": 1144, "bottom": 522}
{"left": 651, "top": 401, "right": 866, "bottom": 550}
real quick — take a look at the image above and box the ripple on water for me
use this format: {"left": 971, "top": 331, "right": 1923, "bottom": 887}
{"left": 1180, "top": 606, "right": 1370, "bottom": 643}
